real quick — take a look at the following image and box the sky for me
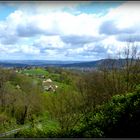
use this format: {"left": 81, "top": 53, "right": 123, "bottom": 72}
{"left": 0, "top": 1, "right": 140, "bottom": 61}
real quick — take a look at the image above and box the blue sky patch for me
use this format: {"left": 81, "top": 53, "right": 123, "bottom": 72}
{"left": 0, "top": 3, "right": 16, "bottom": 20}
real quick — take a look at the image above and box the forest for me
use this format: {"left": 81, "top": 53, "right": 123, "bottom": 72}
{"left": 1, "top": 43, "right": 140, "bottom": 138}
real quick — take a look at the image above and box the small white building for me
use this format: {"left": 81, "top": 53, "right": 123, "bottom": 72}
{"left": 16, "top": 85, "right": 20, "bottom": 89}
{"left": 43, "top": 78, "right": 52, "bottom": 83}
{"left": 42, "top": 78, "right": 58, "bottom": 92}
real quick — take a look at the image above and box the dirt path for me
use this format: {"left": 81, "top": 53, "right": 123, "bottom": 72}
{"left": 0, "top": 125, "right": 30, "bottom": 137}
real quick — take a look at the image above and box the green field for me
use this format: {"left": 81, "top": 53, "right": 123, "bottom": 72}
{"left": 21, "top": 68, "right": 49, "bottom": 76}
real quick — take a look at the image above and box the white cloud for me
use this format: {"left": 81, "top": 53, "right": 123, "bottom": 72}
{"left": 0, "top": 45, "right": 18, "bottom": 54}
{"left": 0, "top": 1, "right": 140, "bottom": 60}
{"left": 100, "top": 2, "right": 140, "bottom": 35}
{"left": 33, "top": 35, "right": 65, "bottom": 50}
{"left": 19, "top": 45, "right": 40, "bottom": 55}
{"left": 4, "top": 9, "right": 101, "bottom": 37}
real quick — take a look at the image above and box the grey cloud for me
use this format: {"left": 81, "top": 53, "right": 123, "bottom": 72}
{"left": 61, "top": 35, "right": 103, "bottom": 45}
{"left": 16, "top": 23, "right": 59, "bottom": 37}
{"left": 99, "top": 20, "right": 135, "bottom": 35}
{"left": 39, "top": 48, "right": 48, "bottom": 53}
{"left": 116, "top": 34, "right": 140, "bottom": 42}
{"left": 0, "top": 32, "right": 18, "bottom": 45}
{"left": 0, "top": 25, "right": 18, "bottom": 45}
{"left": 0, "top": 35, "right": 18, "bottom": 45}
{"left": 89, "top": 44, "right": 107, "bottom": 53}
{"left": 81, "top": 45, "right": 108, "bottom": 58}
{"left": 16, "top": 24, "right": 43, "bottom": 37}
{"left": 36, "top": 43, "right": 55, "bottom": 49}
{"left": 39, "top": 47, "right": 61, "bottom": 54}
{"left": 99, "top": 20, "right": 119, "bottom": 35}
{"left": 33, "top": 42, "right": 62, "bottom": 50}
{"left": 65, "top": 43, "right": 108, "bottom": 58}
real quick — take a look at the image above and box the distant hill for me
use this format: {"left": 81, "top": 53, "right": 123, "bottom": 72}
{"left": 0, "top": 59, "right": 138, "bottom": 69}
{"left": 61, "top": 58, "right": 138, "bottom": 69}
{"left": 0, "top": 62, "right": 29, "bottom": 67}
{"left": 0, "top": 60, "right": 82, "bottom": 68}
{"left": 61, "top": 60, "right": 101, "bottom": 68}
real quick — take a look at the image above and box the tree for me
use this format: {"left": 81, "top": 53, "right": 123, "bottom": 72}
{"left": 0, "top": 69, "right": 12, "bottom": 111}
{"left": 44, "top": 88, "right": 82, "bottom": 132}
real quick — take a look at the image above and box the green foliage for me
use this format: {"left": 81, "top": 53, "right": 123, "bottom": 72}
{"left": 15, "top": 118, "right": 59, "bottom": 138}
{"left": 0, "top": 112, "right": 18, "bottom": 133}
{"left": 1, "top": 59, "right": 140, "bottom": 138}
{"left": 0, "top": 68, "right": 44, "bottom": 127}
{"left": 70, "top": 88, "right": 140, "bottom": 138}
{"left": 43, "top": 88, "right": 82, "bottom": 132}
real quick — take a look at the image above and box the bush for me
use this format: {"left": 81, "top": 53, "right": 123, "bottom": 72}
{"left": 68, "top": 88, "right": 140, "bottom": 138}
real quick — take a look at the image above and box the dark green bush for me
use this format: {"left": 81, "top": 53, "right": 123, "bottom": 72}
{"left": 68, "top": 86, "right": 140, "bottom": 138}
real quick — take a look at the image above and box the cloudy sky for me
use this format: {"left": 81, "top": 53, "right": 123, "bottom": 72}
{"left": 0, "top": 1, "right": 140, "bottom": 61}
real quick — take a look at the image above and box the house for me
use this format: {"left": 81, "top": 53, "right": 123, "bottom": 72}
{"left": 42, "top": 78, "right": 58, "bottom": 92}
{"left": 43, "top": 78, "right": 52, "bottom": 83}
{"left": 16, "top": 85, "right": 20, "bottom": 89}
